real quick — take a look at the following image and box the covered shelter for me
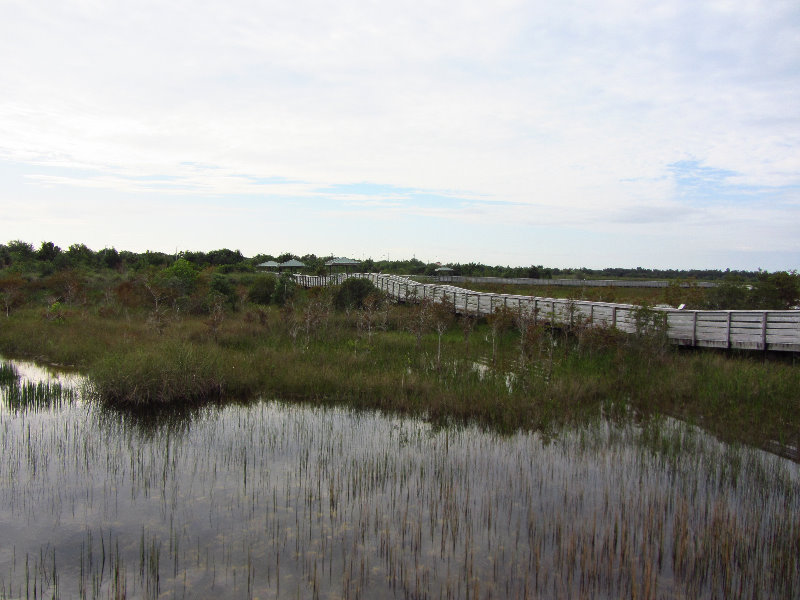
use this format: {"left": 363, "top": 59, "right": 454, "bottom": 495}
{"left": 325, "top": 257, "right": 361, "bottom": 274}
{"left": 278, "top": 259, "right": 306, "bottom": 272}
{"left": 435, "top": 266, "right": 454, "bottom": 281}
{"left": 257, "top": 260, "right": 280, "bottom": 271}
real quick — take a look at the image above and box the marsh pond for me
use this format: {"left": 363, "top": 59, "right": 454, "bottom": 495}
{"left": 1, "top": 358, "right": 798, "bottom": 599}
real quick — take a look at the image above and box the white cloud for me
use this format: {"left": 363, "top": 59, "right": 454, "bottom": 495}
{"left": 0, "top": 0, "right": 798, "bottom": 268}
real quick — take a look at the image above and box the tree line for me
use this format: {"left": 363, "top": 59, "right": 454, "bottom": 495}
{"left": 1, "top": 240, "right": 797, "bottom": 312}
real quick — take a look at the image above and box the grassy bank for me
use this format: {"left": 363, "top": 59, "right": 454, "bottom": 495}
{"left": 1, "top": 296, "right": 798, "bottom": 453}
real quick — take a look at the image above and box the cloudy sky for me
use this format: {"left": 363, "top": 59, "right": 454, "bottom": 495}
{"left": 1, "top": 0, "right": 798, "bottom": 270}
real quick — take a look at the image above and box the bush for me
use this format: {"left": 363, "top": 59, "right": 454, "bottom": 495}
{"left": 273, "top": 273, "right": 297, "bottom": 306}
{"left": 248, "top": 275, "right": 277, "bottom": 305}
{"left": 209, "top": 273, "right": 237, "bottom": 309}
{"left": 333, "top": 277, "right": 378, "bottom": 311}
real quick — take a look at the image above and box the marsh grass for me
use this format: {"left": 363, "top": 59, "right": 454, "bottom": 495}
{"left": 0, "top": 362, "right": 798, "bottom": 599}
{"left": 0, "top": 302, "right": 798, "bottom": 451}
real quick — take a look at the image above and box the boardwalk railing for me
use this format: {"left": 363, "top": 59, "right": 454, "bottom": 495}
{"left": 293, "top": 273, "right": 800, "bottom": 352}
{"left": 434, "top": 276, "right": 718, "bottom": 288}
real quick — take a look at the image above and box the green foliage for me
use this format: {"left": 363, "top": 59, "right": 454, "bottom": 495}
{"left": 36, "top": 241, "right": 62, "bottom": 262}
{"left": 273, "top": 272, "right": 296, "bottom": 306}
{"left": 6, "top": 240, "right": 35, "bottom": 261}
{"left": 46, "top": 301, "right": 66, "bottom": 322}
{"left": 66, "top": 243, "right": 95, "bottom": 267}
{"left": 704, "top": 279, "right": 750, "bottom": 309}
{"left": 90, "top": 341, "right": 224, "bottom": 405}
{"left": 703, "top": 271, "right": 799, "bottom": 310}
{"left": 206, "top": 248, "right": 244, "bottom": 266}
{"left": 209, "top": 273, "right": 237, "bottom": 309}
{"left": 97, "top": 247, "right": 122, "bottom": 270}
{"left": 159, "top": 258, "right": 199, "bottom": 295}
{"left": 248, "top": 275, "right": 277, "bottom": 305}
{"left": 753, "top": 270, "right": 799, "bottom": 309}
{"left": 333, "top": 277, "right": 379, "bottom": 310}
{"left": 0, "top": 273, "right": 26, "bottom": 316}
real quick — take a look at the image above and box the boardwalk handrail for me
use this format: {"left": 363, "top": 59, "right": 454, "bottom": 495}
{"left": 433, "top": 275, "right": 718, "bottom": 288}
{"left": 293, "top": 273, "right": 800, "bottom": 352}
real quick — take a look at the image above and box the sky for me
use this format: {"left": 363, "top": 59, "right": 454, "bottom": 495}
{"left": 1, "top": 0, "right": 799, "bottom": 271}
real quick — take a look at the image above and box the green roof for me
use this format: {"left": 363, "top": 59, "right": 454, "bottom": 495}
{"left": 280, "top": 259, "right": 305, "bottom": 268}
{"left": 325, "top": 257, "right": 360, "bottom": 266}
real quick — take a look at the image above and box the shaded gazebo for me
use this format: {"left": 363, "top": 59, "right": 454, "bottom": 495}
{"left": 257, "top": 260, "right": 280, "bottom": 271}
{"left": 435, "top": 266, "right": 454, "bottom": 281}
{"left": 325, "top": 257, "right": 361, "bottom": 274}
{"left": 278, "top": 259, "right": 306, "bottom": 272}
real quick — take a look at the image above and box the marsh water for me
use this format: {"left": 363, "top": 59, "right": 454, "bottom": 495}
{"left": 1, "top": 358, "right": 798, "bottom": 599}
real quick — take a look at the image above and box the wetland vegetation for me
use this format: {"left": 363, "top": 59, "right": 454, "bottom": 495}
{"left": 0, "top": 241, "right": 798, "bottom": 597}
{"left": 1, "top": 359, "right": 799, "bottom": 599}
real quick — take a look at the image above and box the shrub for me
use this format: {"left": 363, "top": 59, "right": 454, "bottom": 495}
{"left": 273, "top": 273, "right": 297, "bottom": 306}
{"left": 209, "top": 273, "right": 237, "bottom": 309}
{"left": 333, "top": 277, "right": 378, "bottom": 311}
{"left": 248, "top": 275, "right": 277, "bottom": 305}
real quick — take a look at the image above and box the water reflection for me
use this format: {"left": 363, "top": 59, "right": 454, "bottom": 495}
{"left": 0, "top": 358, "right": 798, "bottom": 599}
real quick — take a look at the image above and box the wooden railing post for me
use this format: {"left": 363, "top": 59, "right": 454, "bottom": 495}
{"left": 726, "top": 312, "right": 732, "bottom": 348}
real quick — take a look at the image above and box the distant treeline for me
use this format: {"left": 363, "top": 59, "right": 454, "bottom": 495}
{"left": 0, "top": 239, "right": 776, "bottom": 281}
{"left": 0, "top": 240, "right": 798, "bottom": 311}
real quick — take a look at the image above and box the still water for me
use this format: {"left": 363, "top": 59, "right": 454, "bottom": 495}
{"left": 1, "top": 358, "right": 798, "bottom": 599}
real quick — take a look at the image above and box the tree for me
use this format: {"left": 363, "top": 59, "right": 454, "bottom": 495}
{"left": 97, "top": 247, "right": 122, "bottom": 270}
{"left": 6, "top": 240, "right": 35, "bottom": 265}
{"left": 66, "top": 243, "right": 95, "bottom": 268}
{"left": 206, "top": 248, "right": 244, "bottom": 266}
{"left": 36, "top": 241, "right": 62, "bottom": 262}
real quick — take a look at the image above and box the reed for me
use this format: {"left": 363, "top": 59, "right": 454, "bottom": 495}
{"left": 2, "top": 370, "right": 796, "bottom": 599}
{"left": 0, "top": 300, "right": 798, "bottom": 451}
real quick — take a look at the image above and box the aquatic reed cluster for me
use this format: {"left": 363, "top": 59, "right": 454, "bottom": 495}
{"left": 1, "top": 360, "right": 798, "bottom": 599}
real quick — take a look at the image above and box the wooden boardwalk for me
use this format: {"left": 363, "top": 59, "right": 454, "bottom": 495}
{"left": 434, "top": 275, "right": 717, "bottom": 288}
{"left": 294, "top": 273, "right": 800, "bottom": 353}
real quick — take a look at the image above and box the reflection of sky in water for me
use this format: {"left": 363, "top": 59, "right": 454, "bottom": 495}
{"left": 0, "top": 358, "right": 798, "bottom": 598}
{"left": 1, "top": 355, "right": 85, "bottom": 387}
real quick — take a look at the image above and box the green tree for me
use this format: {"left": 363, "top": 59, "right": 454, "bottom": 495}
{"left": 36, "top": 241, "right": 62, "bottom": 262}
{"left": 66, "top": 243, "right": 95, "bottom": 268}
{"left": 97, "top": 247, "right": 122, "bottom": 270}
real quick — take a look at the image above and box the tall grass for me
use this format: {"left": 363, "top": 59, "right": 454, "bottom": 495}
{"left": 1, "top": 373, "right": 797, "bottom": 599}
{"left": 0, "top": 301, "right": 798, "bottom": 451}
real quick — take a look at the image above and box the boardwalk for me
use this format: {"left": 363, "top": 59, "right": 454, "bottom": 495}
{"left": 293, "top": 273, "right": 800, "bottom": 353}
{"left": 434, "top": 275, "right": 717, "bottom": 288}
